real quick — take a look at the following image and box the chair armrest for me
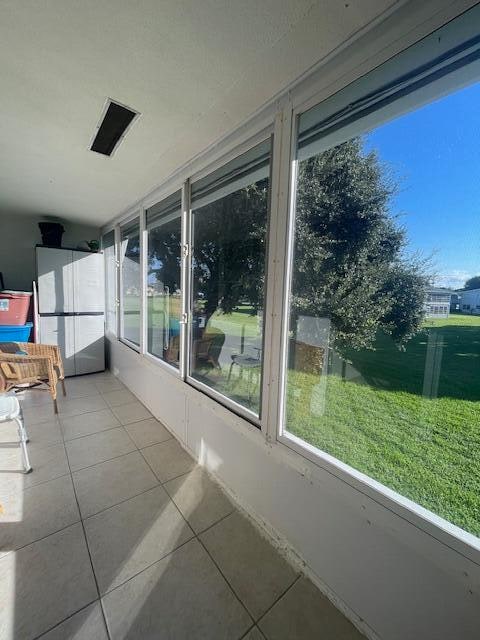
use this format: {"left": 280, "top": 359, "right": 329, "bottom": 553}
{"left": 0, "top": 353, "right": 49, "bottom": 364}
{"left": 0, "top": 354, "right": 56, "bottom": 384}
{"left": 17, "top": 343, "right": 65, "bottom": 378}
{"left": 17, "top": 342, "right": 59, "bottom": 359}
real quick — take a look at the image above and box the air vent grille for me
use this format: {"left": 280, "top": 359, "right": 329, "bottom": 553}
{"left": 90, "top": 101, "right": 138, "bottom": 156}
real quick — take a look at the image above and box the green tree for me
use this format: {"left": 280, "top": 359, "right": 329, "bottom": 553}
{"left": 148, "top": 219, "right": 182, "bottom": 294}
{"left": 291, "top": 137, "right": 429, "bottom": 350}
{"left": 464, "top": 275, "right": 480, "bottom": 290}
{"left": 191, "top": 181, "right": 268, "bottom": 324}
{"left": 151, "top": 136, "right": 429, "bottom": 350}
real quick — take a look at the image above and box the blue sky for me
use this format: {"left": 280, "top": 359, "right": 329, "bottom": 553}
{"left": 365, "top": 81, "right": 480, "bottom": 289}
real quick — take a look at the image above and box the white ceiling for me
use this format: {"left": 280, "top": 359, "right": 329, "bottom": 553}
{"left": 0, "top": 0, "right": 398, "bottom": 226}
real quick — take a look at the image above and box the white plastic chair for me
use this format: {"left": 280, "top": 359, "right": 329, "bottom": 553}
{"left": 0, "top": 392, "right": 32, "bottom": 473}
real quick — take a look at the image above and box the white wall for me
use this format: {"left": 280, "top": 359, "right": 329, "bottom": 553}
{"left": 0, "top": 212, "right": 99, "bottom": 291}
{"left": 109, "top": 338, "right": 480, "bottom": 640}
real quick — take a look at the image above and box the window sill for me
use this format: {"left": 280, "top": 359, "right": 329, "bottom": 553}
{"left": 278, "top": 431, "right": 480, "bottom": 566}
{"left": 186, "top": 375, "right": 261, "bottom": 429}
{"left": 118, "top": 337, "right": 140, "bottom": 353}
{"left": 144, "top": 351, "right": 180, "bottom": 377}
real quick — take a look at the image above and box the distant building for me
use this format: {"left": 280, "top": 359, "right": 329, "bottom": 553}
{"left": 450, "top": 292, "right": 462, "bottom": 313}
{"left": 458, "top": 288, "right": 480, "bottom": 315}
{"left": 424, "top": 288, "right": 454, "bottom": 318}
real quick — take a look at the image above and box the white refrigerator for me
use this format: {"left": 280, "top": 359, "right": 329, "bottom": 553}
{"left": 36, "top": 246, "right": 105, "bottom": 376}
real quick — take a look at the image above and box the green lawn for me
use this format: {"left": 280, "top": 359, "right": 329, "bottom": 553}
{"left": 286, "top": 314, "right": 480, "bottom": 536}
{"left": 191, "top": 305, "right": 263, "bottom": 412}
{"left": 209, "top": 305, "right": 261, "bottom": 338}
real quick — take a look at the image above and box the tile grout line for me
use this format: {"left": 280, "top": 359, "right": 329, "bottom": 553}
{"left": 81, "top": 480, "right": 161, "bottom": 521}
{"left": 67, "top": 441, "right": 139, "bottom": 474}
{"left": 85, "top": 475, "right": 237, "bottom": 595}
{"left": 238, "top": 624, "right": 262, "bottom": 640}
{"left": 61, "top": 428, "right": 113, "bottom": 640}
{"left": 0, "top": 468, "right": 71, "bottom": 495}
{"left": 4, "top": 433, "right": 155, "bottom": 498}
{"left": 62, "top": 422, "right": 123, "bottom": 444}
{"left": 254, "top": 574, "right": 302, "bottom": 629}
{"left": 194, "top": 507, "right": 237, "bottom": 535}
{"left": 137, "top": 443, "right": 168, "bottom": 483}
{"left": 1, "top": 473, "right": 181, "bottom": 559}
{"left": 102, "top": 402, "right": 267, "bottom": 627}
{"left": 195, "top": 532, "right": 257, "bottom": 625}
{"left": 64, "top": 413, "right": 171, "bottom": 478}
{"left": 31, "top": 598, "right": 99, "bottom": 640}
{"left": 158, "top": 482, "right": 256, "bottom": 629}
{"left": 100, "top": 536, "right": 197, "bottom": 599}
{"left": 137, "top": 435, "right": 175, "bottom": 452}
{"left": 90, "top": 466, "right": 256, "bottom": 632}
{"left": 30, "top": 405, "right": 112, "bottom": 421}
{"left": 84, "top": 420, "right": 253, "bottom": 621}
{"left": 26, "top": 375, "right": 122, "bottom": 639}
{"left": 62, "top": 414, "right": 165, "bottom": 445}
{"left": 161, "top": 489, "right": 262, "bottom": 635}
{"left": 22, "top": 409, "right": 104, "bottom": 428}
{"left": 68, "top": 401, "right": 170, "bottom": 522}
{"left": 0, "top": 515, "right": 82, "bottom": 559}
{"left": 169, "top": 478, "right": 301, "bottom": 630}
{"left": 64, "top": 413, "right": 175, "bottom": 519}
{"left": 23, "top": 377, "right": 133, "bottom": 640}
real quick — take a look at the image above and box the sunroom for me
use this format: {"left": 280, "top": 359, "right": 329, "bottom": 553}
{"left": 0, "top": 1, "right": 479, "bottom": 639}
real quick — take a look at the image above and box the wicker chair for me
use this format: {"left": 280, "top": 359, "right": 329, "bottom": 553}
{"left": 0, "top": 343, "right": 66, "bottom": 413}
{"left": 193, "top": 331, "right": 225, "bottom": 369}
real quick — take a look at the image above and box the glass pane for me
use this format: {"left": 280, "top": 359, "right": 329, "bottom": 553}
{"left": 120, "top": 221, "right": 141, "bottom": 346}
{"left": 190, "top": 140, "right": 271, "bottom": 416}
{"left": 285, "top": 79, "right": 480, "bottom": 537}
{"left": 147, "top": 193, "right": 182, "bottom": 367}
{"left": 102, "top": 231, "right": 116, "bottom": 334}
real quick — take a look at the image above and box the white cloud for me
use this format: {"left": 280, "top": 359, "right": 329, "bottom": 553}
{"left": 434, "top": 269, "right": 474, "bottom": 290}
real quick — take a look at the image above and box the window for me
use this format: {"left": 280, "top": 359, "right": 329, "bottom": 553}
{"left": 146, "top": 191, "right": 182, "bottom": 368}
{"left": 283, "top": 37, "right": 480, "bottom": 537}
{"left": 120, "top": 218, "right": 141, "bottom": 347}
{"left": 189, "top": 139, "right": 271, "bottom": 418}
{"left": 102, "top": 230, "right": 117, "bottom": 334}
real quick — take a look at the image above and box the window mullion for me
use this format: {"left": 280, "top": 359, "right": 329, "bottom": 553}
{"left": 114, "top": 225, "right": 121, "bottom": 338}
{"left": 139, "top": 208, "right": 147, "bottom": 355}
{"left": 263, "top": 103, "right": 295, "bottom": 443}
{"left": 180, "top": 179, "right": 191, "bottom": 381}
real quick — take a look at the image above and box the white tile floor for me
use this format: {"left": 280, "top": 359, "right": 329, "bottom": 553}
{"left": 0, "top": 371, "right": 365, "bottom": 640}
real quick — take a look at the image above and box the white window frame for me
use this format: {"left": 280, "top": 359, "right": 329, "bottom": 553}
{"left": 119, "top": 213, "right": 142, "bottom": 353}
{"left": 101, "top": 229, "right": 118, "bottom": 338}
{"left": 186, "top": 127, "right": 274, "bottom": 428}
{"left": 143, "top": 186, "right": 184, "bottom": 375}
{"left": 273, "top": 5, "right": 480, "bottom": 559}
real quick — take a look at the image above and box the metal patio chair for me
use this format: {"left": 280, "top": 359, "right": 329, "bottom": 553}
{"left": 0, "top": 391, "right": 32, "bottom": 473}
{"left": 227, "top": 347, "right": 262, "bottom": 402}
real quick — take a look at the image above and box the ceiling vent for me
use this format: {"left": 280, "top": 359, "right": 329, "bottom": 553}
{"left": 90, "top": 100, "right": 139, "bottom": 156}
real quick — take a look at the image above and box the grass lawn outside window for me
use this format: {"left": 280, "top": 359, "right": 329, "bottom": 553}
{"left": 286, "top": 315, "right": 480, "bottom": 537}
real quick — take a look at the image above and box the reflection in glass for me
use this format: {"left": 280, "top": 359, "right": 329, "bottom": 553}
{"left": 286, "top": 80, "right": 480, "bottom": 536}
{"left": 147, "top": 192, "right": 182, "bottom": 367}
{"left": 190, "top": 140, "right": 271, "bottom": 416}
{"left": 120, "top": 221, "right": 141, "bottom": 346}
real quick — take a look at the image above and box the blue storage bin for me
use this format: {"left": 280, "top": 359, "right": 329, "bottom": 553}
{"left": 0, "top": 322, "right": 33, "bottom": 342}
